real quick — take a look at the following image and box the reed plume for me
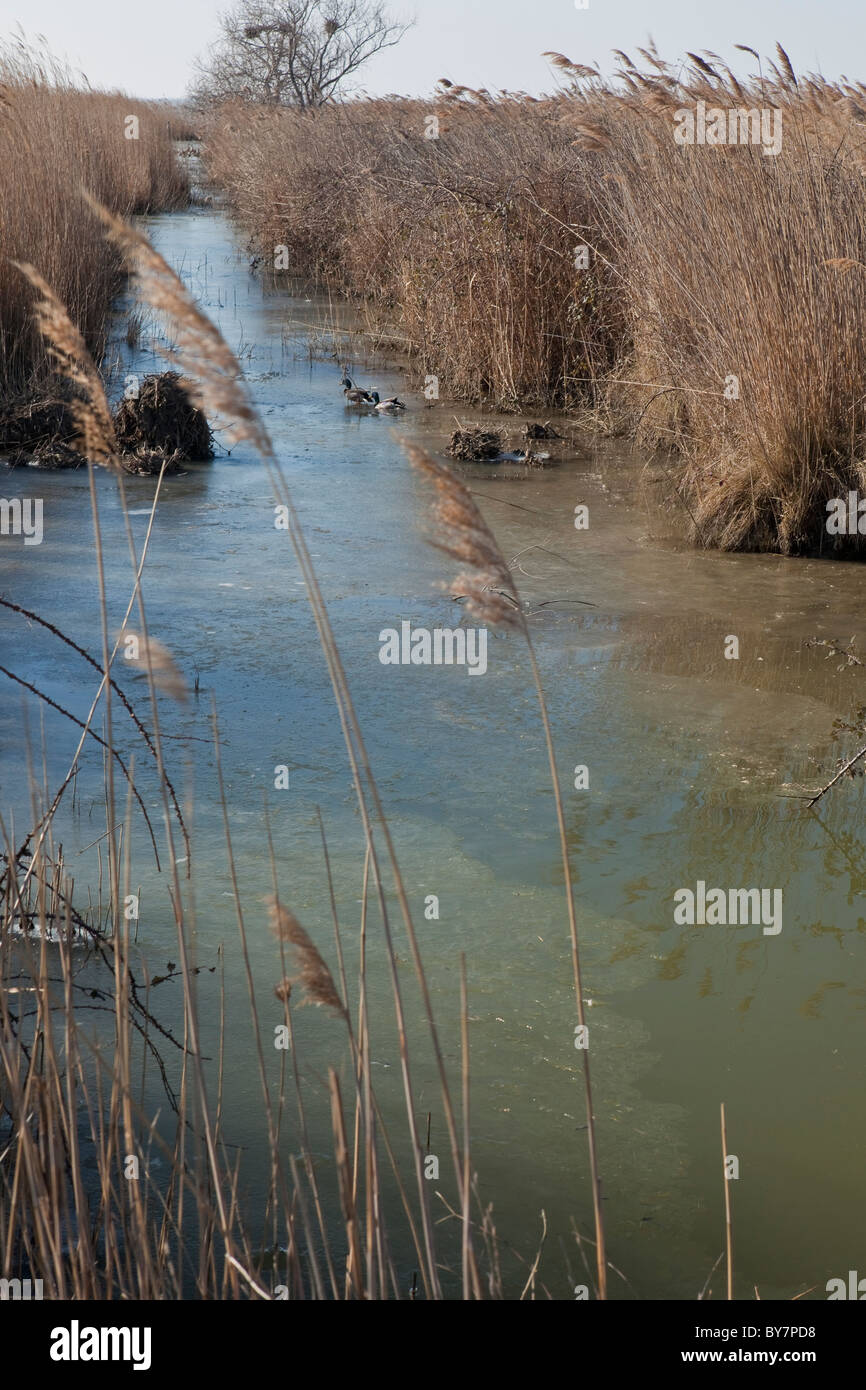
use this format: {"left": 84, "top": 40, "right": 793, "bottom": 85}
{"left": 121, "top": 631, "right": 188, "bottom": 702}
{"left": 12, "top": 260, "right": 118, "bottom": 467}
{"left": 775, "top": 42, "right": 798, "bottom": 89}
{"left": 269, "top": 896, "right": 346, "bottom": 1017}
{"left": 542, "top": 52, "right": 576, "bottom": 71}
{"left": 570, "top": 121, "right": 612, "bottom": 152}
{"left": 405, "top": 443, "right": 524, "bottom": 630}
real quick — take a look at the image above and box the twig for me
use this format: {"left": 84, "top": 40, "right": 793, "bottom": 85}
{"left": 806, "top": 743, "right": 866, "bottom": 806}
{"left": 721, "top": 1101, "right": 733, "bottom": 1301}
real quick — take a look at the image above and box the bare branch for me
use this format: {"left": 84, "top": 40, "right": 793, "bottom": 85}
{"left": 190, "top": 0, "right": 411, "bottom": 109}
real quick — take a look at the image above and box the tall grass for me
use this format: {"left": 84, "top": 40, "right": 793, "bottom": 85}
{"left": 571, "top": 43, "right": 866, "bottom": 555}
{"left": 0, "top": 46, "right": 188, "bottom": 402}
{"left": 203, "top": 94, "right": 625, "bottom": 410}
{"left": 204, "top": 43, "right": 866, "bottom": 554}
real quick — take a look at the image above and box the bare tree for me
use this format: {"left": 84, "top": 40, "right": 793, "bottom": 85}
{"left": 190, "top": 0, "right": 410, "bottom": 108}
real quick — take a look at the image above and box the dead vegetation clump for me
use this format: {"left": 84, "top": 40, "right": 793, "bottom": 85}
{"left": 522, "top": 421, "right": 560, "bottom": 441}
{"left": 0, "top": 380, "right": 117, "bottom": 469}
{"left": 0, "top": 392, "right": 84, "bottom": 467}
{"left": 1, "top": 266, "right": 203, "bottom": 473}
{"left": 2, "top": 373, "right": 213, "bottom": 472}
{"left": 112, "top": 372, "right": 214, "bottom": 461}
{"left": 7, "top": 439, "right": 84, "bottom": 469}
{"left": 0, "top": 394, "right": 79, "bottom": 450}
{"left": 448, "top": 426, "right": 504, "bottom": 461}
{"left": 119, "top": 445, "right": 187, "bottom": 475}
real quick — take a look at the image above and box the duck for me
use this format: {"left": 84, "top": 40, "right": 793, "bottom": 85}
{"left": 369, "top": 391, "right": 407, "bottom": 413}
{"left": 340, "top": 374, "right": 375, "bottom": 405}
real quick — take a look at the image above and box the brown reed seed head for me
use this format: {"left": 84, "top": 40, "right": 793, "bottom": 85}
{"left": 12, "top": 260, "right": 119, "bottom": 468}
{"left": 406, "top": 443, "right": 524, "bottom": 631}
{"left": 82, "top": 192, "right": 274, "bottom": 461}
{"left": 268, "top": 896, "right": 345, "bottom": 1017}
{"left": 120, "top": 632, "right": 188, "bottom": 702}
{"left": 570, "top": 121, "right": 612, "bottom": 152}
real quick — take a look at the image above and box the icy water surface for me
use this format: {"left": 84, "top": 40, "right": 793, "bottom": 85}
{"left": 2, "top": 202, "right": 866, "bottom": 1299}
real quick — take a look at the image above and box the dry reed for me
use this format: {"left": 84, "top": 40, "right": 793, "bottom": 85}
{"left": 268, "top": 897, "right": 346, "bottom": 1017}
{"left": 0, "top": 45, "right": 187, "bottom": 404}
{"left": 203, "top": 43, "right": 866, "bottom": 554}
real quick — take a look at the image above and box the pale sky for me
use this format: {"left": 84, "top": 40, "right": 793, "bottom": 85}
{"left": 0, "top": 0, "right": 859, "bottom": 100}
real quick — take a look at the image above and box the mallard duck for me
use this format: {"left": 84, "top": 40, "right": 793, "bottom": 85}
{"left": 340, "top": 375, "right": 374, "bottom": 405}
{"left": 369, "top": 391, "right": 407, "bottom": 413}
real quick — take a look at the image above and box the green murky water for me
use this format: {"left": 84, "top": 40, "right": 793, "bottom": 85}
{"left": 2, "top": 200, "right": 865, "bottom": 1299}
